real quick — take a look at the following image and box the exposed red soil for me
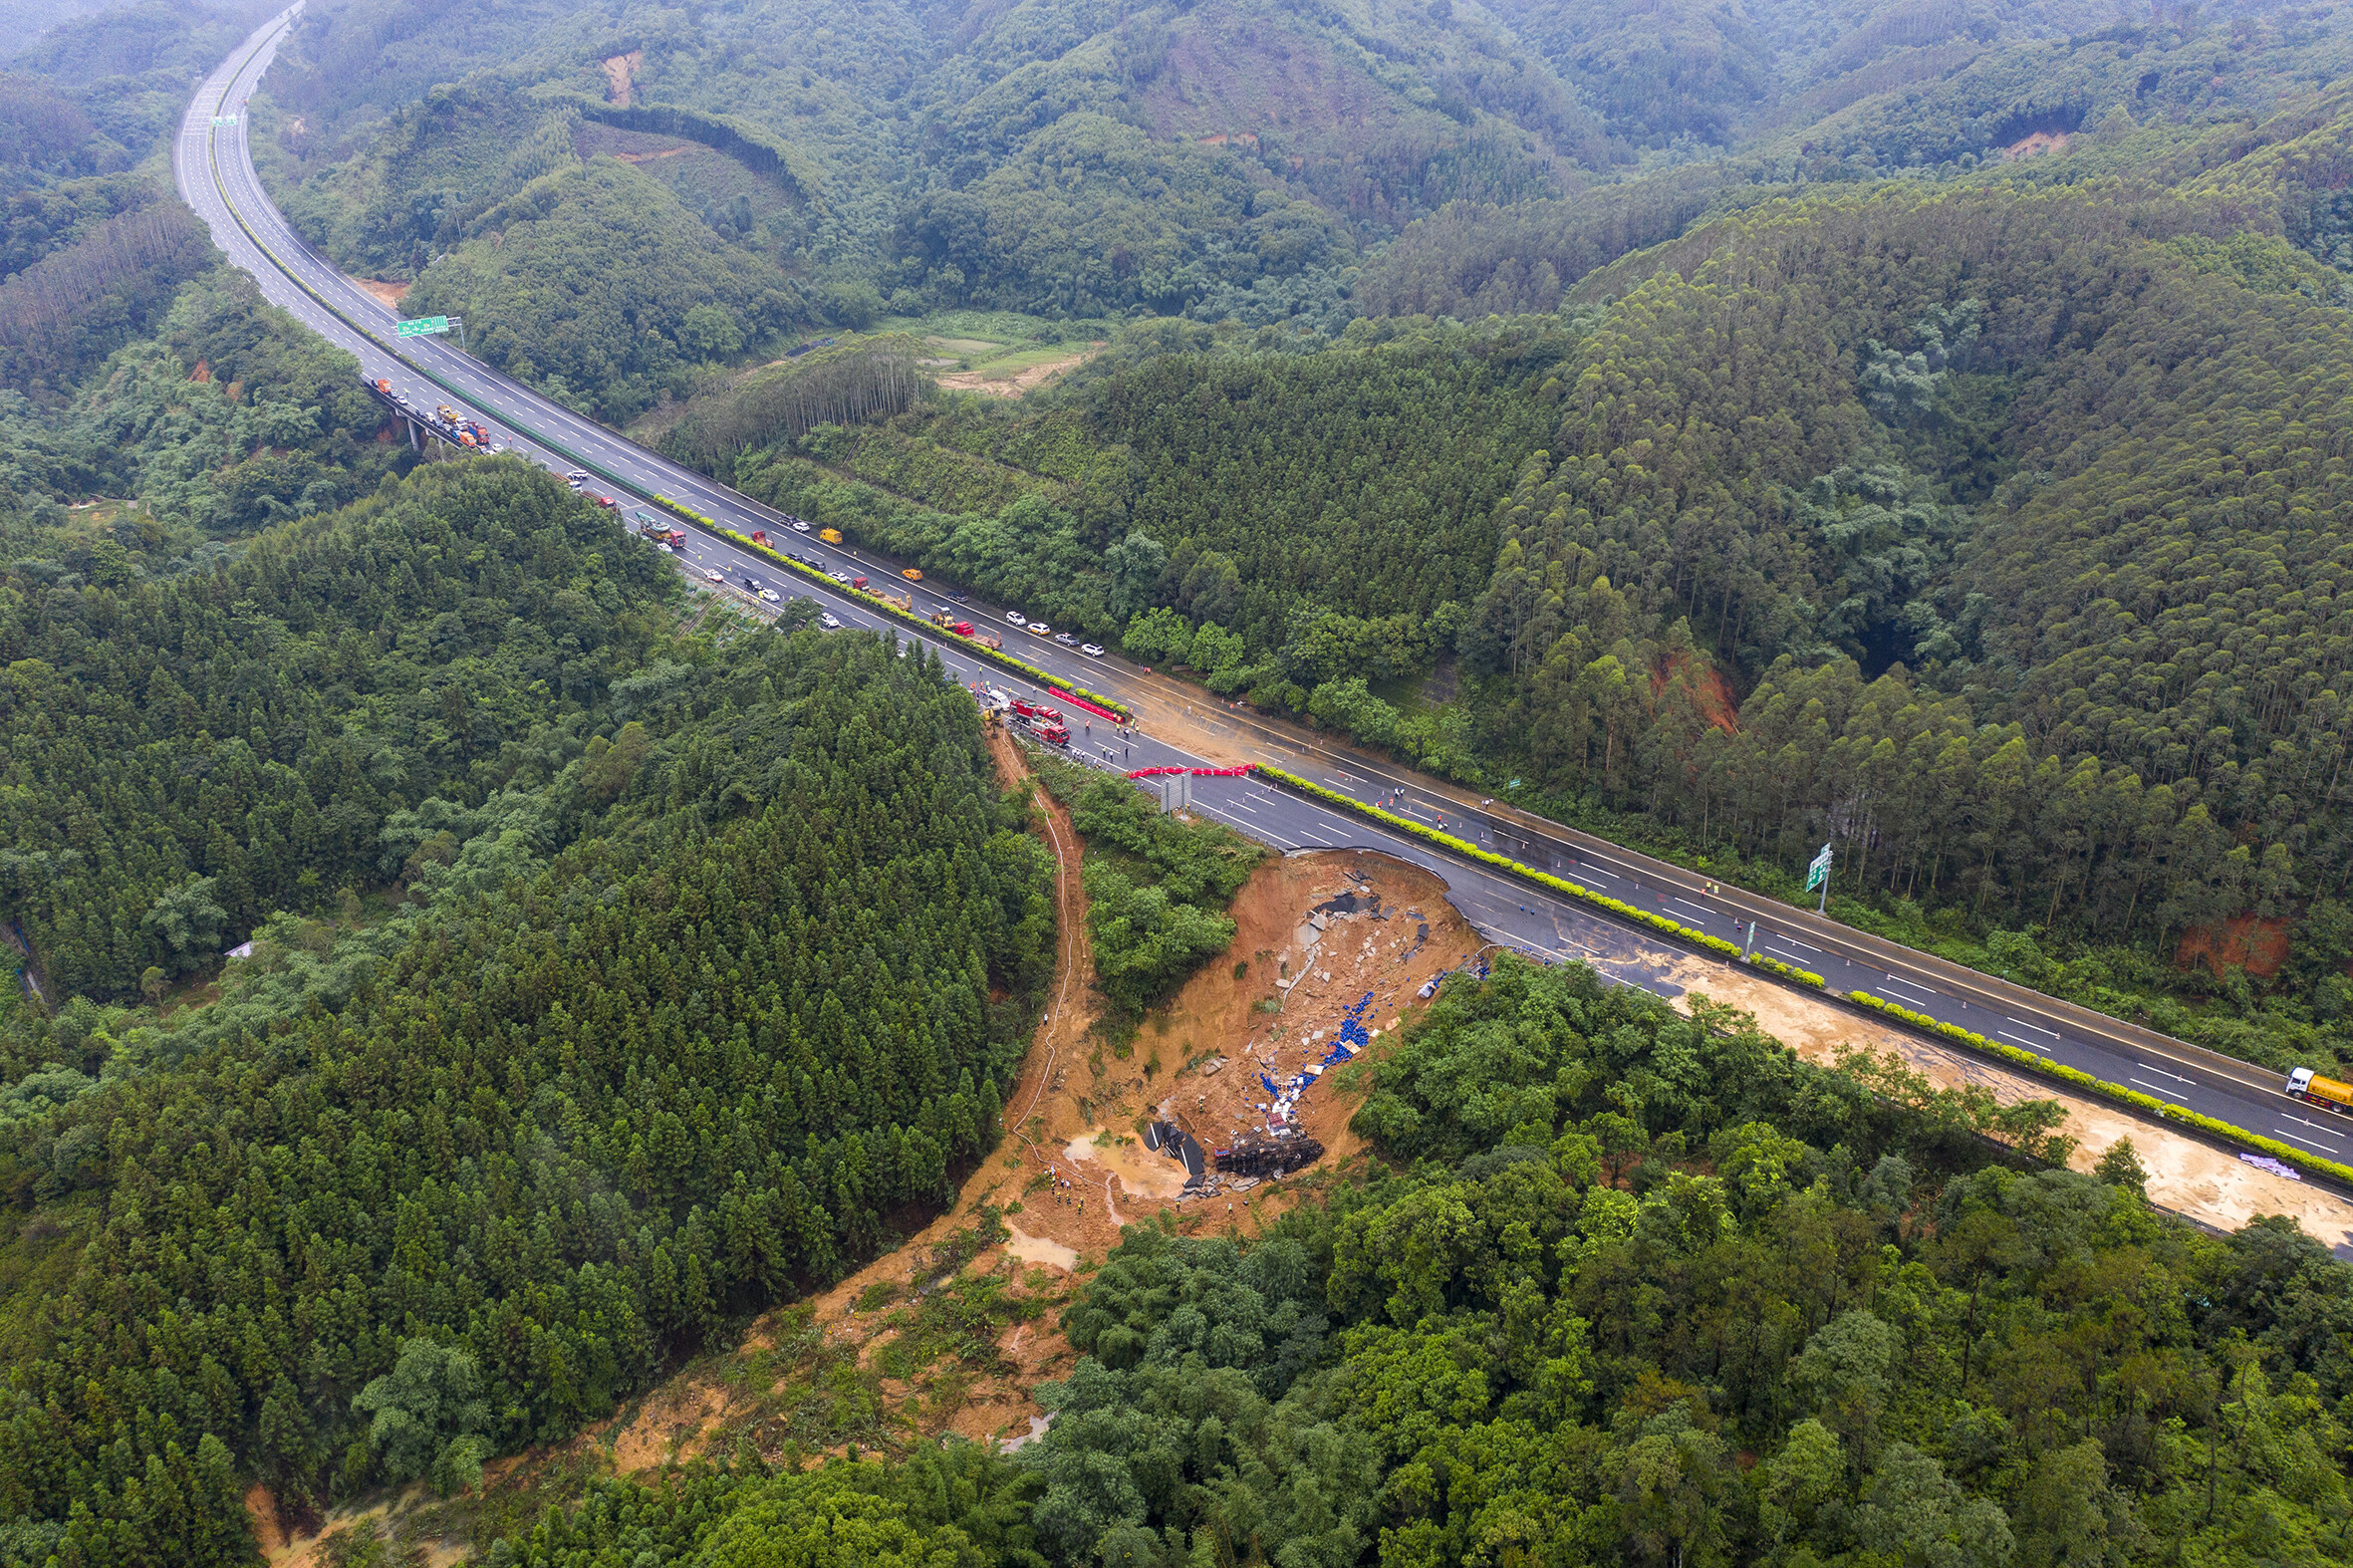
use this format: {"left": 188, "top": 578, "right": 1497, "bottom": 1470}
{"left": 2177, "top": 915, "right": 2291, "bottom": 979}
{"left": 1652, "top": 650, "right": 1739, "bottom": 733}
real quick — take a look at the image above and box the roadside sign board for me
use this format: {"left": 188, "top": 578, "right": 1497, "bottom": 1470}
{"left": 211, "top": 116, "right": 238, "bottom": 127}
{"left": 394, "top": 316, "right": 450, "bottom": 338}
{"left": 1804, "top": 844, "right": 1833, "bottom": 892}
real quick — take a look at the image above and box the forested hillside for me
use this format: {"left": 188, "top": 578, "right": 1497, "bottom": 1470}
{"left": 0, "top": 458, "right": 1057, "bottom": 1564}
{"left": 245, "top": 0, "right": 2353, "bottom": 417}
{"left": 460, "top": 957, "right": 2353, "bottom": 1567}
{"left": 659, "top": 65, "right": 2353, "bottom": 1068}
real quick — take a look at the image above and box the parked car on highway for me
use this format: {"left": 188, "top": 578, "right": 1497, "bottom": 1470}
{"left": 1054, "top": 632, "right": 1078, "bottom": 646}
{"left": 758, "top": 588, "right": 780, "bottom": 603}
{"left": 1004, "top": 610, "right": 1026, "bottom": 626}
{"left": 704, "top": 569, "right": 723, "bottom": 582}
{"left": 1080, "top": 644, "right": 1105, "bottom": 658}
{"left": 819, "top": 612, "right": 842, "bottom": 630}
{"left": 792, "top": 520, "right": 811, "bottom": 533}
{"left": 565, "top": 470, "right": 589, "bottom": 486}
{"left": 830, "top": 571, "right": 852, "bottom": 585}
{"left": 1027, "top": 622, "right": 1049, "bottom": 636}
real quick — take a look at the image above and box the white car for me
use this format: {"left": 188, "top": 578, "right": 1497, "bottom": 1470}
{"left": 1079, "top": 644, "right": 1105, "bottom": 658}
{"left": 819, "top": 612, "right": 842, "bottom": 630}
{"left": 792, "top": 520, "right": 811, "bottom": 533}
{"left": 758, "top": 588, "right": 780, "bottom": 603}
{"left": 703, "top": 568, "right": 723, "bottom": 582}
{"left": 1004, "top": 610, "right": 1027, "bottom": 626}
{"left": 657, "top": 543, "right": 673, "bottom": 554}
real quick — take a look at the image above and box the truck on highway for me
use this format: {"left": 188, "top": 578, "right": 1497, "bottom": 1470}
{"left": 750, "top": 530, "right": 770, "bottom": 547}
{"left": 819, "top": 528, "right": 843, "bottom": 544}
{"left": 2287, "top": 1067, "right": 2353, "bottom": 1113}
{"left": 1011, "top": 712, "right": 1070, "bottom": 745}
{"left": 1011, "top": 699, "right": 1064, "bottom": 723}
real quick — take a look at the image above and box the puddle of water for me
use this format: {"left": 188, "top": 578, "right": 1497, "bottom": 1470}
{"left": 1004, "top": 1225, "right": 1078, "bottom": 1270}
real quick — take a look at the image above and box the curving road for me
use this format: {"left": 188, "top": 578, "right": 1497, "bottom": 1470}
{"left": 176, "top": 8, "right": 2350, "bottom": 1191}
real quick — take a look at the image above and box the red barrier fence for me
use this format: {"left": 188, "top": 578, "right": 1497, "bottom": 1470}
{"left": 1056, "top": 690, "right": 1129, "bottom": 725}
{"left": 1126, "top": 765, "right": 1253, "bottom": 779}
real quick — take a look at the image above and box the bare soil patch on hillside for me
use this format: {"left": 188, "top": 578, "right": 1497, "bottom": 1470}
{"left": 931, "top": 346, "right": 1099, "bottom": 396}
{"left": 1661, "top": 952, "right": 2353, "bottom": 1252}
{"left": 351, "top": 277, "right": 407, "bottom": 309}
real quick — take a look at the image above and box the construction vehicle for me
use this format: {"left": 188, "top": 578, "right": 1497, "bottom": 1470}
{"left": 819, "top": 528, "right": 843, "bottom": 544}
{"left": 2288, "top": 1067, "right": 2353, "bottom": 1113}
{"left": 902, "top": 568, "right": 922, "bottom": 582}
{"left": 850, "top": 575, "right": 869, "bottom": 591}
{"left": 749, "top": 530, "right": 770, "bottom": 547}
{"left": 946, "top": 621, "right": 976, "bottom": 638}
{"left": 1214, "top": 1133, "right": 1324, "bottom": 1178}
{"left": 884, "top": 589, "right": 913, "bottom": 610}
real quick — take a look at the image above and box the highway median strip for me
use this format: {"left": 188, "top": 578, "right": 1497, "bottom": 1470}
{"left": 1254, "top": 767, "right": 2343, "bottom": 1190}
{"left": 650, "top": 495, "right": 1133, "bottom": 721}
{"left": 1847, "top": 992, "right": 2353, "bottom": 1188}
{"left": 1250, "top": 765, "right": 1806, "bottom": 971}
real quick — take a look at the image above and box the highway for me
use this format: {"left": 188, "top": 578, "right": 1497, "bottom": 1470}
{"left": 176, "top": 7, "right": 2350, "bottom": 1188}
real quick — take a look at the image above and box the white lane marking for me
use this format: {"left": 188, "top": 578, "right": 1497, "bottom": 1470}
{"left": 1774, "top": 934, "right": 1821, "bottom": 953}
{"left": 2127, "top": 1078, "right": 2188, "bottom": 1105}
{"left": 1670, "top": 898, "right": 1710, "bottom": 917}
{"left": 2271, "top": 1128, "right": 2342, "bottom": 1156}
{"left": 1765, "top": 941, "right": 1810, "bottom": 960}
{"left": 1881, "top": 982, "right": 1938, "bottom": 1008}
{"left": 1225, "top": 799, "right": 1260, "bottom": 815}
{"left": 2278, "top": 1112, "right": 2344, "bottom": 1143}
{"left": 1886, "top": 974, "right": 1938, "bottom": 995}
{"left": 2005, "top": 1016, "right": 2058, "bottom": 1039}
{"left": 1997, "top": 1032, "right": 2050, "bottom": 1051}
{"left": 2135, "top": 1061, "right": 2197, "bottom": 1087}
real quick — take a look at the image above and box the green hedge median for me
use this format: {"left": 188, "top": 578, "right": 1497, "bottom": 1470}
{"left": 651, "top": 494, "right": 1133, "bottom": 720}
{"left": 1848, "top": 991, "right": 2353, "bottom": 1188}
{"left": 1250, "top": 765, "right": 1788, "bottom": 965}
{"left": 1748, "top": 953, "right": 1829, "bottom": 988}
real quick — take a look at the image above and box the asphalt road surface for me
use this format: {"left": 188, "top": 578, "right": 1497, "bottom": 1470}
{"left": 176, "top": 7, "right": 2349, "bottom": 1185}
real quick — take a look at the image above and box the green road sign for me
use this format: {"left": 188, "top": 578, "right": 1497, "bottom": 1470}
{"left": 211, "top": 116, "right": 238, "bottom": 127}
{"left": 394, "top": 316, "right": 450, "bottom": 338}
{"left": 1804, "top": 844, "right": 1833, "bottom": 893}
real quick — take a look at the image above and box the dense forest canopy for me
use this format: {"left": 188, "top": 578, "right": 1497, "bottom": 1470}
{"left": 0, "top": 459, "right": 1057, "bottom": 1564}
{"left": 463, "top": 957, "right": 2353, "bottom": 1568}
{"left": 679, "top": 68, "right": 2353, "bottom": 1073}
{"left": 7, "top": 0, "right": 2353, "bottom": 1560}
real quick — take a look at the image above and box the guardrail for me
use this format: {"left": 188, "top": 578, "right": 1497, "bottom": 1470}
{"left": 1252, "top": 764, "right": 2348, "bottom": 1196}
{"left": 1251, "top": 765, "right": 1793, "bottom": 973}
{"left": 650, "top": 494, "right": 1134, "bottom": 720}
{"left": 1848, "top": 993, "right": 2353, "bottom": 1190}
